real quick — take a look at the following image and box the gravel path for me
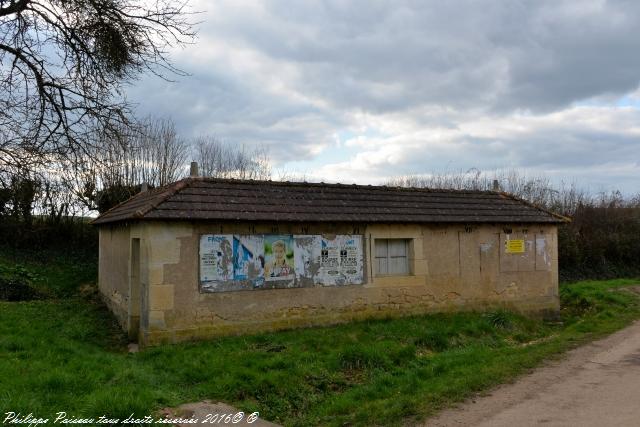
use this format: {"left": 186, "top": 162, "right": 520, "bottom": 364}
{"left": 424, "top": 318, "right": 640, "bottom": 427}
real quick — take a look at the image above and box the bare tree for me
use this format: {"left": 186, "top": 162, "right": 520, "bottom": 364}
{"left": 98, "top": 117, "right": 188, "bottom": 188}
{"left": 273, "top": 169, "right": 310, "bottom": 182}
{"left": 194, "top": 135, "right": 271, "bottom": 180}
{"left": 140, "top": 118, "right": 189, "bottom": 186}
{"left": 387, "top": 169, "right": 591, "bottom": 216}
{"left": 74, "top": 117, "right": 189, "bottom": 212}
{"left": 0, "top": 0, "right": 195, "bottom": 168}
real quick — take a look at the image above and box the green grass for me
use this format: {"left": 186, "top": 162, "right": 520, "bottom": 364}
{"left": 0, "top": 249, "right": 96, "bottom": 297}
{"left": 1, "top": 253, "right": 639, "bottom": 426}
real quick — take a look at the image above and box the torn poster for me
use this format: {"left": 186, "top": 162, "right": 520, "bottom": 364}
{"left": 200, "top": 234, "right": 234, "bottom": 282}
{"left": 317, "top": 235, "right": 363, "bottom": 286}
{"left": 293, "top": 235, "right": 322, "bottom": 281}
{"left": 233, "top": 235, "right": 265, "bottom": 287}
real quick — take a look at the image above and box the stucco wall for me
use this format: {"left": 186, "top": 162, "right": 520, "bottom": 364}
{"left": 98, "top": 225, "right": 131, "bottom": 329}
{"left": 103, "top": 220, "right": 559, "bottom": 346}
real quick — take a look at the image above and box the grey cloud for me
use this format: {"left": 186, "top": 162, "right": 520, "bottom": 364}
{"left": 126, "top": 61, "right": 345, "bottom": 161}
{"left": 200, "top": 0, "right": 640, "bottom": 113}
{"left": 125, "top": 0, "right": 640, "bottom": 189}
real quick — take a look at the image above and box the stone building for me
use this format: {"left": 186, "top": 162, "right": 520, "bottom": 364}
{"left": 92, "top": 176, "right": 567, "bottom": 346}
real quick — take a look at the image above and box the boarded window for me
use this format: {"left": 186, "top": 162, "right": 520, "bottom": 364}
{"left": 425, "top": 230, "right": 460, "bottom": 277}
{"left": 375, "top": 239, "right": 410, "bottom": 275}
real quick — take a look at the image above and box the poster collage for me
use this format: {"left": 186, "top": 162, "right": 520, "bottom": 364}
{"left": 199, "top": 234, "right": 364, "bottom": 292}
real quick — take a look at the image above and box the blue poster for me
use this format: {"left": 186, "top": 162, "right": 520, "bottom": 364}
{"left": 233, "top": 235, "right": 265, "bottom": 287}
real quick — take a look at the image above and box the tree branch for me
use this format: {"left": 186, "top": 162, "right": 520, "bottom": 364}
{"left": 0, "top": 0, "right": 29, "bottom": 17}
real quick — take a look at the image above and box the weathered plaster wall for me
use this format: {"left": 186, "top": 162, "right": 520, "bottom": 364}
{"left": 113, "top": 220, "right": 558, "bottom": 346}
{"left": 98, "top": 225, "right": 131, "bottom": 329}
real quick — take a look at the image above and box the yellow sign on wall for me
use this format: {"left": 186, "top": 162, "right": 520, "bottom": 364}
{"left": 505, "top": 239, "right": 525, "bottom": 254}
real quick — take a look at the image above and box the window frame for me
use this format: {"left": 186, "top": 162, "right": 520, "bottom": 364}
{"left": 373, "top": 238, "right": 411, "bottom": 277}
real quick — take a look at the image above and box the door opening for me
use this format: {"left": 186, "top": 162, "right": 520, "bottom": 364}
{"left": 129, "top": 238, "right": 141, "bottom": 342}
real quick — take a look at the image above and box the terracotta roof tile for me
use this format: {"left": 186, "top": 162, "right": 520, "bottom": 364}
{"left": 91, "top": 177, "right": 569, "bottom": 225}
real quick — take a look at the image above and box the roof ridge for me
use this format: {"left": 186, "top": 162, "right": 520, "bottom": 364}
{"left": 89, "top": 179, "right": 192, "bottom": 225}
{"left": 498, "top": 192, "right": 572, "bottom": 223}
{"left": 133, "top": 178, "right": 193, "bottom": 219}
{"left": 188, "top": 176, "right": 501, "bottom": 195}
{"left": 89, "top": 183, "right": 167, "bottom": 225}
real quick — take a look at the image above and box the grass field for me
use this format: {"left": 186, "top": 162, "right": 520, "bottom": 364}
{"left": 1, "top": 251, "right": 639, "bottom": 426}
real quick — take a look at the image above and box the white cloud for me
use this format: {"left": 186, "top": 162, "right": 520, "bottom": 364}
{"left": 301, "top": 106, "right": 640, "bottom": 190}
{"left": 127, "top": 0, "right": 640, "bottom": 193}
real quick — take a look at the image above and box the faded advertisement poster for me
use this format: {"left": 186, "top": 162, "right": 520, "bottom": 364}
{"left": 264, "top": 235, "right": 295, "bottom": 281}
{"left": 340, "top": 235, "right": 364, "bottom": 284}
{"left": 200, "top": 233, "right": 363, "bottom": 291}
{"left": 199, "top": 235, "right": 233, "bottom": 284}
{"left": 233, "top": 235, "right": 265, "bottom": 287}
{"left": 293, "top": 235, "right": 322, "bottom": 282}
{"left": 319, "top": 236, "right": 341, "bottom": 283}
{"left": 317, "top": 235, "right": 363, "bottom": 286}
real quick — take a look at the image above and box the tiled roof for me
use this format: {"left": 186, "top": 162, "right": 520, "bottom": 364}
{"left": 91, "top": 177, "right": 569, "bottom": 225}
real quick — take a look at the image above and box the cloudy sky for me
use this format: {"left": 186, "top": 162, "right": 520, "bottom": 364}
{"left": 127, "top": 0, "right": 640, "bottom": 193}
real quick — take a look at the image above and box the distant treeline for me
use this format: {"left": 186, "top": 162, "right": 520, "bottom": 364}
{"left": 389, "top": 171, "right": 640, "bottom": 281}
{"left": 2, "top": 159, "right": 639, "bottom": 282}
{"left": 0, "top": 118, "right": 272, "bottom": 254}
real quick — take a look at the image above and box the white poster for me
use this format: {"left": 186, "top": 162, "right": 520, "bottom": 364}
{"left": 293, "top": 235, "right": 322, "bottom": 280}
{"left": 317, "top": 235, "right": 363, "bottom": 285}
{"left": 200, "top": 235, "right": 234, "bottom": 282}
{"left": 340, "top": 235, "right": 364, "bottom": 284}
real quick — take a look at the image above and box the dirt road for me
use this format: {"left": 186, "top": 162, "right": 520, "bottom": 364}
{"left": 425, "top": 319, "right": 640, "bottom": 427}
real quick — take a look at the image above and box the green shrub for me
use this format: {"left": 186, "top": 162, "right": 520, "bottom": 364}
{"left": 484, "top": 310, "right": 512, "bottom": 329}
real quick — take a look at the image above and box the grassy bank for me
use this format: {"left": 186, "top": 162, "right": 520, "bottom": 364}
{"left": 1, "top": 253, "right": 639, "bottom": 426}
